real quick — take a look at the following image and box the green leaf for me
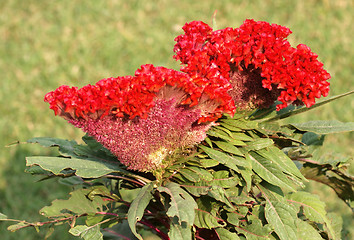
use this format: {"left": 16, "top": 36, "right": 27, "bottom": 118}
{"left": 237, "top": 216, "right": 272, "bottom": 240}
{"left": 194, "top": 197, "right": 226, "bottom": 229}
{"left": 199, "top": 145, "right": 251, "bottom": 170}
{"left": 0, "top": 213, "right": 8, "bottom": 220}
{"left": 258, "top": 147, "right": 306, "bottom": 183}
{"left": 212, "top": 170, "right": 239, "bottom": 188}
{"left": 265, "top": 201, "right": 298, "bottom": 240}
{"left": 40, "top": 186, "right": 109, "bottom": 217}
{"left": 287, "top": 120, "right": 354, "bottom": 134}
{"left": 180, "top": 181, "right": 211, "bottom": 197}
{"left": 207, "top": 186, "right": 233, "bottom": 208}
{"left": 207, "top": 128, "right": 246, "bottom": 146}
{"left": 168, "top": 218, "right": 191, "bottom": 240}
{"left": 221, "top": 118, "right": 258, "bottom": 130}
{"left": 301, "top": 132, "right": 325, "bottom": 146}
{"left": 327, "top": 213, "right": 343, "bottom": 240}
{"left": 27, "top": 137, "right": 78, "bottom": 157}
{"left": 247, "top": 152, "right": 296, "bottom": 191}
{"left": 258, "top": 182, "right": 285, "bottom": 203}
{"left": 231, "top": 132, "right": 254, "bottom": 142}
{"left": 214, "top": 141, "right": 244, "bottom": 156}
{"left": 158, "top": 182, "right": 197, "bottom": 225}
{"left": 262, "top": 90, "right": 354, "bottom": 122}
{"left": 199, "top": 158, "right": 219, "bottom": 168}
{"left": 287, "top": 191, "right": 337, "bottom": 239}
{"left": 296, "top": 219, "right": 323, "bottom": 240}
{"left": 7, "top": 222, "right": 29, "bottom": 232}
{"left": 179, "top": 167, "right": 213, "bottom": 182}
{"left": 69, "top": 225, "right": 103, "bottom": 240}
{"left": 26, "top": 156, "right": 130, "bottom": 178}
{"left": 300, "top": 161, "right": 354, "bottom": 207}
{"left": 127, "top": 182, "right": 154, "bottom": 240}
{"left": 244, "top": 138, "right": 274, "bottom": 151}
{"left": 215, "top": 228, "right": 240, "bottom": 240}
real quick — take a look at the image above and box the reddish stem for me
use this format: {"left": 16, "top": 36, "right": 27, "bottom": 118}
{"left": 139, "top": 220, "right": 170, "bottom": 240}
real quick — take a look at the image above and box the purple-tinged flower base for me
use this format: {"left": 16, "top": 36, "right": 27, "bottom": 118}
{"left": 228, "top": 66, "right": 281, "bottom": 110}
{"left": 70, "top": 98, "right": 211, "bottom": 172}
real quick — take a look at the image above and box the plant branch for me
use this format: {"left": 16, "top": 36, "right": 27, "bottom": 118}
{"left": 139, "top": 219, "right": 170, "bottom": 240}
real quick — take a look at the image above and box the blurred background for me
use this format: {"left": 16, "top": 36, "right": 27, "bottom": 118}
{"left": 0, "top": 0, "right": 353, "bottom": 239}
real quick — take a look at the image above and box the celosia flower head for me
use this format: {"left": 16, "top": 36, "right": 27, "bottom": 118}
{"left": 44, "top": 65, "right": 230, "bottom": 171}
{"left": 45, "top": 19, "right": 331, "bottom": 172}
{"left": 174, "top": 19, "right": 331, "bottom": 110}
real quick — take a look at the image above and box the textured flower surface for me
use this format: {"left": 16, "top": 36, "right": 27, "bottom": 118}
{"left": 45, "top": 19, "right": 331, "bottom": 172}
{"left": 44, "top": 65, "right": 225, "bottom": 171}
{"left": 174, "top": 19, "right": 331, "bottom": 110}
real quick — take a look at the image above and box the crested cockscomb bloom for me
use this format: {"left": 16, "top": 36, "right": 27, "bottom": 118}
{"left": 174, "top": 19, "right": 331, "bottom": 110}
{"left": 44, "top": 64, "right": 232, "bottom": 171}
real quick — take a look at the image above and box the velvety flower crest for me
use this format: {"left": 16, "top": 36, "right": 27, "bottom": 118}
{"left": 44, "top": 64, "right": 228, "bottom": 171}
{"left": 174, "top": 19, "right": 331, "bottom": 110}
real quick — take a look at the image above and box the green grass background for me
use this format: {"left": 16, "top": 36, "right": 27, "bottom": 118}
{"left": 0, "top": 0, "right": 353, "bottom": 239}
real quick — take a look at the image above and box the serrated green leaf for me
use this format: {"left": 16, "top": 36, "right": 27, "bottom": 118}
{"left": 158, "top": 182, "right": 197, "bottom": 225}
{"left": 69, "top": 225, "right": 103, "bottom": 240}
{"left": 214, "top": 141, "right": 244, "bottom": 156}
{"left": 27, "top": 137, "right": 78, "bottom": 157}
{"left": 287, "top": 120, "right": 354, "bottom": 134}
{"left": 168, "top": 218, "right": 191, "bottom": 240}
{"left": 127, "top": 182, "right": 154, "bottom": 240}
{"left": 26, "top": 156, "right": 130, "bottom": 178}
{"left": 265, "top": 201, "right": 298, "bottom": 240}
{"left": 296, "top": 219, "right": 323, "bottom": 240}
{"left": 40, "top": 186, "right": 108, "bottom": 217}
{"left": 287, "top": 191, "right": 336, "bottom": 239}
{"left": 247, "top": 152, "right": 296, "bottom": 191}
{"left": 215, "top": 228, "right": 240, "bottom": 240}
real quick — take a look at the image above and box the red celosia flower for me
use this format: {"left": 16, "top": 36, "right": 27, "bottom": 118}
{"left": 174, "top": 19, "right": 330, "bottom": 110}
{"left": 44, "top": 64, "right": 226, "bottom": 171}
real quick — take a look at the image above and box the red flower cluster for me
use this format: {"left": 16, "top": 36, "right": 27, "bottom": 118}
{"left": 44, "top": 64, "right": 233, "bottom": 122}
{"left": 45, "top": 19, "right": 331, "bottom": 172}
{"left": 174, "top": 19, "right": 331, "bottom": 109}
